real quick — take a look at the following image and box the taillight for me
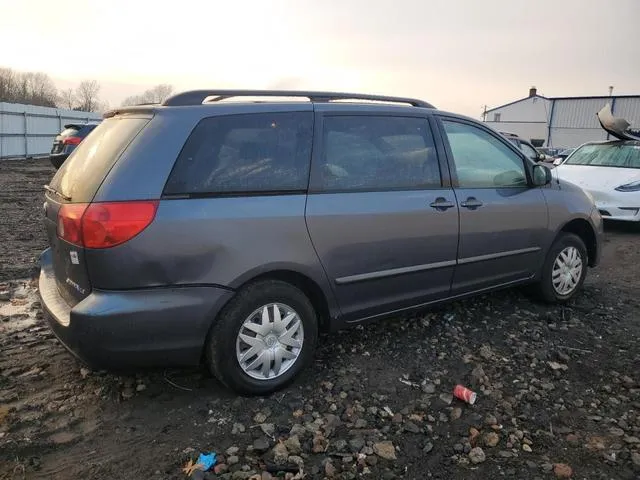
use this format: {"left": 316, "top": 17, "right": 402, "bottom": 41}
{"left": 63, "top": 136, "right": 82, "bottom": 145}
{"left": 57, "top": 201, "right": 158, "bottom": 249}
{"left": 58, "top": 204, "right": 88, "bottom": 246}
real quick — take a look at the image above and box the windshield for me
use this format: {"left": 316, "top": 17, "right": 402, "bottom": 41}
{"left": 564, "top": 142, "right": 640, "bottom": 168}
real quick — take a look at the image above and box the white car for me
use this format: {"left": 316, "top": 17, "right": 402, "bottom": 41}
{"left": 556, "top": 141, "right": 640, "bottom": 222}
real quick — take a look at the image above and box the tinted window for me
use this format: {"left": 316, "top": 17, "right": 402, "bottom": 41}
{"left": 316, "top": 116, "right": 440, "bottom": 191}
{"left": 443, "top": 120, "right": 527, "bottom": 188}
{"left": 165, "top": 112, "right": 313, "bottom": 195}
{"left": 50, "top": 116, "right": 151, "bottom": 202}
{"left": 564, "top": 142, "right": 640, "bottom": 168}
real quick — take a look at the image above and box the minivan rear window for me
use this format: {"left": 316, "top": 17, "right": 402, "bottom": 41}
{"left": 49, "top": 116, "right": 151, "bottom": 202}
{"left": 164, "top": 112, "right": 313, "bottom": 195}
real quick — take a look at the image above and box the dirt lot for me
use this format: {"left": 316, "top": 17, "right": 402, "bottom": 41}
{"left": 1, "top": 158, "right": 639, "bottom": 480}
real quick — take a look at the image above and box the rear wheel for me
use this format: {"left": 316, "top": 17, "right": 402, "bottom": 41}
{"left": 535, "top": 233, "right": 588, "bottom": 303}
{"left": 206, "top": 280, "right": 318, "bottom": 395}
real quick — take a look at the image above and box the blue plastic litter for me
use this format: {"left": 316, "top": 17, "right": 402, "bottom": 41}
{"left": 196, "top": 452, "right": 217, "bottom": 471}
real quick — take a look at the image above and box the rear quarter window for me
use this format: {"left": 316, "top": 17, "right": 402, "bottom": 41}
{"left": 164, "top": 112, "right": 313, "bottom": 195}
{"left": 49, "top": 116, "right": 151, "bottom": 202}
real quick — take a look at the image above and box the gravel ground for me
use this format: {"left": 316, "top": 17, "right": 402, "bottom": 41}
{"left": 0, "top": 158, "right": 639, "bottom": 480}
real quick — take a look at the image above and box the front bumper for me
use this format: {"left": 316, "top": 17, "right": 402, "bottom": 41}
{"left": 589, "top": 207, "right": 604, "bottom": 267}
{"left": 588, "top": 189, "right": 640, "bottom": 222}
{"left": 596, "top": 204, "right": 640, "bottom": 222}
{"left": 39, "top": 248, "right": 234, "bottom": 369}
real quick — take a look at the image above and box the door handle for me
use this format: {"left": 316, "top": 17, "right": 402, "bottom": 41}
{"left": 429, "top": 197, "right": 455, "bottom": 211}
{"left": 460, "top": 197, "right": 483, "bottom": 210}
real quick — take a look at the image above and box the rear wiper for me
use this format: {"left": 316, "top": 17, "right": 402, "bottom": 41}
{"left": 44, "top": 185, "right": 72, "bottom": 202}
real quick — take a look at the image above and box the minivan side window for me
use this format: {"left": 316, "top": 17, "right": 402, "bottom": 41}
{"left": 164, "top": 112, "right": 313, "bottom": 195}
{"left": 314, "top": 116, "right": 440, "bottom": 191}
{"left": 442, "top": 120, "right": 527, "bottom": 188}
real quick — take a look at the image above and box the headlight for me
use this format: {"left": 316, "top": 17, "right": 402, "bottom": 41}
{"left": 614, "top": 180, "right": 640, "bottom": 192}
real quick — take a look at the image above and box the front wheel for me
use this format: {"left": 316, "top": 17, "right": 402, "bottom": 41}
{"left": 535, "top": 233, "right": 588, "bottom": 303}
{"left": 206, "top": 280, "right": 318, "bottom": 395}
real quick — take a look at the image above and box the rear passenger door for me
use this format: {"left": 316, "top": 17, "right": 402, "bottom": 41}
{"left": 305, "top": 112, "right": 459, "bottom": 322}
{"left": 437, "top": 117, "right": 548, "bottom": 295}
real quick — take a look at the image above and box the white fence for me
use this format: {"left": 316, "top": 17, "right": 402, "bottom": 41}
{"left": 0, "top": 102, "right": 102, "bottom": 159}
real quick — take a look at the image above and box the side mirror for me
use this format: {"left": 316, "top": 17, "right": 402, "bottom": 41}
{"left": 532, "top": 164, "right": 552, "bottom": 186}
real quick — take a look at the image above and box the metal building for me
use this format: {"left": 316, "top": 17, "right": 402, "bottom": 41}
{"left": 483, "top": 87, "right": 640, "bottom": 149}
{"left": 0, "top": 102, "right": 102, "bottom": 159}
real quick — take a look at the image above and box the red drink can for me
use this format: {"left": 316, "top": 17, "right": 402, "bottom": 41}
{"left": 453, "top": 384, "right": 477, "bottom": 405}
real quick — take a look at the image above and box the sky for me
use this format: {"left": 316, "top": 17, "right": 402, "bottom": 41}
{"left": 1, "top": 0, "right": 638, "bottom": 117}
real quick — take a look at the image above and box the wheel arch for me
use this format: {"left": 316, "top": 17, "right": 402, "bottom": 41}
{"left": 227, "top": 263, "right": 339, "bottom": 333}
{"left": 239, "top": 269, "right": 334, "bottom": 333}
{"left": 558, "top": 218, "right": 598, "bottom": 267}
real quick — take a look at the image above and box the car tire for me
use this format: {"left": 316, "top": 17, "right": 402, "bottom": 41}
{"left": 206, "top": 280, "right": 318, "bottom": 395}
{"left": 535, "top": 233, "right": 588, "bottom": 303}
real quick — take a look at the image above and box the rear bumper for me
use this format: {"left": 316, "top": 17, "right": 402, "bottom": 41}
{"left": 39, "top": 248, "right": 234, "bottom": 369}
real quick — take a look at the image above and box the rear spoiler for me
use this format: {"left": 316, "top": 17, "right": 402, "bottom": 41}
{"left": 63, "top": 122, "right": 101, "bottom": 130}
{"left": 103, "top": 106, "right": 157, "bottom": 119}
{"left": 597, "top": 103, "right": 640, "bottom": 141}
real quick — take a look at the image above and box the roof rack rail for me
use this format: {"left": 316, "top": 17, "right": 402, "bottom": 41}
{"left": 161, "top": 89, "right": 434, "bottom": 108}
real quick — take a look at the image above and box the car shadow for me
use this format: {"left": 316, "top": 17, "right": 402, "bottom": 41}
{"left": 603, "top": 219, "right": 639, "bottom": 235}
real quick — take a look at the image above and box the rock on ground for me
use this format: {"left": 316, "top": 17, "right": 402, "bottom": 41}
{"left": 373, "top": 441, "right": 397, "bottom": 460}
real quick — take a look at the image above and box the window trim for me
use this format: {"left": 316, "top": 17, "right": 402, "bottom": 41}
{"left": 308, "top": 112, "right": 446, "bottom": 194}
{"left": 519, "top": 140, "right": 539, "bottom": 160}
{"left": 161, "top": 111, "right": 315, "bottom": 197}
{"left": 435, "top": 115, "right": 534, "bottom": 189}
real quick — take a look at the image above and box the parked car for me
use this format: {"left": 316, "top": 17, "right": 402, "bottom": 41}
{"left": 553, "top": 148, "right": 575, "bottom": 164}
{"left": 499, "top": 131, "right": 546, "bottom": 162}
{"left": 555, "top": 141, "right": 640, "bottom": 222}
{"left": 49, "top": 122, "right": 100, "bottom": 169}
{"left": 40, "top": 89, "right": 602, "bottom": 395}
{"left": 538, "top": 147, "right": 563, "bottom": 158}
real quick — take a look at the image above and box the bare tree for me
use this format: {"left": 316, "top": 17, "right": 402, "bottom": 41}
{"left": 0, "top": 68, "right": 58, "bottom": 107}
{"left": 122, "top": 84, "right": 173, "bottom": 106}
{"left": 121, "top": 94, "right": 143, "bottom": 107}
{"left": 27, "top": 72, "right": 58, "bottom": 107}
{"left": 0, "top": 67, "right": 17, "bottom": 102}
{"left": 75, "top": 80, "right": 101, "bottom": 112}
{"left": 149, "top": 84, "right": 173, "bottom": 103}
{"left": 58, "top": 88, "right": 76, "bottom": 110}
